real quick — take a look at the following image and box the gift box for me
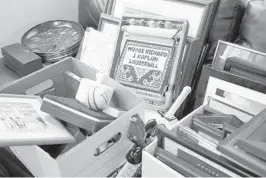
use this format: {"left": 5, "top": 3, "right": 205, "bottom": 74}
{"left": 0, "top": 57, "right": 145, "bottom": 177}
{"left": 1, "top": 43, "right": 43, "bottom": 76}
{"left": 142, "top": 76, "right": 266, "bottom": 177}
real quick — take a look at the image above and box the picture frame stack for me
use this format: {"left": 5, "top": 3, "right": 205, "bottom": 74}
{"left": 99, "top": 0, "right": 217, "bottom": 113}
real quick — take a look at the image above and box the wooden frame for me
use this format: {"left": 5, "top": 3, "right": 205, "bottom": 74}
{"left": 204, "top": 77, "right": 266, "bottom": 122}
{"left": 212, "top": 40, "right": 266, "bottom": 71}
{"left": 105, "top": 0, "right": 215, "bottom": 39}
{"left": 98, "top": 13, "right": 121, "bottom": 33}
{"left": 155, "top": 125, "right": 242, "bottom": 177}
{"left": 110, "top": 15, "right": 188, "bottom": 111}
{"left": 218, "top": 109, "right": 266, "bottom": 176}
{"left": 194, "top": 65, "right": 266, "bottom": 109}
{"left": 224, "top": 57, "right": 266, "bottom": 83}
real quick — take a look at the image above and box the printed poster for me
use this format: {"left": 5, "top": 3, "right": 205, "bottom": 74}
{"left": 114, "top": 40, "right": 173, "bottom": 94}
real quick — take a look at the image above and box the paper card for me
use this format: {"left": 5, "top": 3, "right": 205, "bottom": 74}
{"left": 113, "top": 40, "right": 173, "bottom": 94}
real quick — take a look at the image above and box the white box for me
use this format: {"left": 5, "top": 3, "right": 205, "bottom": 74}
{"left": 142, "top": 76, "right": 266, "bottom": 177}
{"left": 0, "top": 58, "right": 145, "bottom": 177}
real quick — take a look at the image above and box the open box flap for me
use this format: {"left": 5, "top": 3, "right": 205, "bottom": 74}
{"left": 203, "top": 76, "right": 266, "bottom": 122}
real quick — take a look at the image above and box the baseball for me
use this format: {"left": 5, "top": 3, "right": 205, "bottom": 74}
{"left": 87, "top": 84, "right": 113, "bottom": 110}
{"left": 75, "top": 78, "right": 114, "bottom": 111}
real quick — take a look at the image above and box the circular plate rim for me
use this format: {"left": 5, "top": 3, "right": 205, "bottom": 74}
{"left": 21, "top": 20, "right": 85, "bottom": 55}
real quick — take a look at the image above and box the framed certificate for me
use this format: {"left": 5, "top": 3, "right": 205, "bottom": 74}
{"left": 105, "top": 0, "right": 215, "bottom": 39}
{"left": 110, "top": 16, "right": 188, "bottom": 111}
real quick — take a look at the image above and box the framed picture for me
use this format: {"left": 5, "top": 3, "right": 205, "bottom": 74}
{"left": 203, "top": 76, "right": 266, "bottom": 123}
{"left": 105, "top": 0, "right": 215, "bottom": 39}
{"left": 212, "top": 40, "right": 266, "bottom": 71}
{"left": 0, "top": 94, "right": 74, "bottom": 147}
{"left": 98, "top": 13, "right": 121, "bottom": 37}
{"left": 77, "top": 14, "right": 121, "bottom": 75}
{"left": 194, "top": 65, "right": 266, "bottom": 109}
{"left": 110, "top": 16, "right": 188, "bottom": 111}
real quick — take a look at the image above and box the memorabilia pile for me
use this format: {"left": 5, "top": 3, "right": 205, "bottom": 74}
{"left": 1, "top": 0, "right": 266, "bottom": 177}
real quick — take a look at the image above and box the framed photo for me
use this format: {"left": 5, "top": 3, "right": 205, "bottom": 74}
{"left": 105, "top": 0, "right": 215, "bottom": 38}
{"left": 0, "top": 94, "right": 74, "bottom": 147}
{"left": 212, "top": 40, "right": 266, "bottom": 71}
{"left": 203, "top": 76, "right": 266, "bottom": 123}
{"left": 98, "top": 13, "right": 121, "bottom": 37}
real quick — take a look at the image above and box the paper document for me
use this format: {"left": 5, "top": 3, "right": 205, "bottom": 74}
{"left": 80, "top": 28, "right": 116, "bottom": 75}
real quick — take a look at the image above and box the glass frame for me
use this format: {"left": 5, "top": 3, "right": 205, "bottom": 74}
{"left": 212, "top": 40, "right": 266, "bottom": 71}
{"left": 104, "top": 0, "right": 214, "bottom": 39}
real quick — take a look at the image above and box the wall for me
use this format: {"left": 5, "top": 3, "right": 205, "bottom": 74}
{"left": 0, "top": 0, "right": 78, "bottom": 57}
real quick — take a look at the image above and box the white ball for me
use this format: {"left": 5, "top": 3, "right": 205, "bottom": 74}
{"left": 75, "top": 78, "right": 114, "bottom": 111}
{"left": 87, "top": 84, "right": 113, "bottom": 111}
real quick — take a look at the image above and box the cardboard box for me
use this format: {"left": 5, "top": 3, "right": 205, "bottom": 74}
{"left": 0, "top": 57, "right": 145, "bottom": 177}
{"left": 1, "top": 43, "right": 43, "bottom": 76}
{"left": 142, "top": 76, "right": 266, "bottom": 177}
